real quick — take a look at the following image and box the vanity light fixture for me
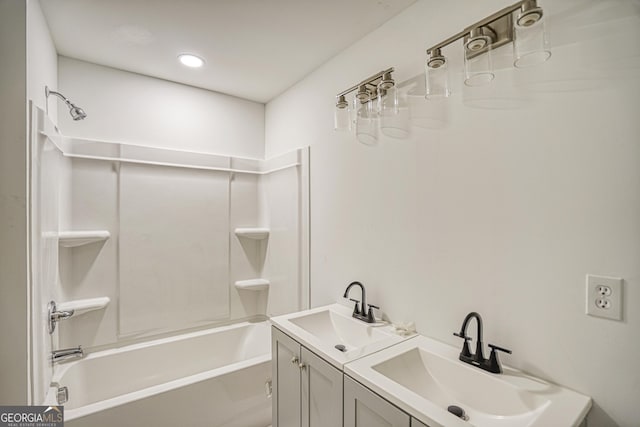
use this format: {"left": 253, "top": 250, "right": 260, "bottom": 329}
{"left": 424, "top": 0, "right": 550, "bottom": 97}
{"left": 178, "top": 53, "right": 205, "bottom": 68}
{"left": 334, "top": 68, "right": 409, "bottom": 143}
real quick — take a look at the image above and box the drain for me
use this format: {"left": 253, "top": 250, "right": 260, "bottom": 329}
{"left": 447, "top": 405, "right": 467, "bottom": 420}
{"left": 334, "top": 344, "right": 346, "bottom": 352}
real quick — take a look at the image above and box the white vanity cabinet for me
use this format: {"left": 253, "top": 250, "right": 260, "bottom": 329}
{"left": 272, "top": 326, "right": 301, "bottom": 427}
{"left": 344, "top": 375, "right": 409, "bottom": 427}
{"left": 411, "top": 418, "right": 430, "bottom": 427}
{"left": 344, "top": 376, "right": 432, "bottom": 427}
{"left": 272, "top": 326, "right": 343, "bottom": 427}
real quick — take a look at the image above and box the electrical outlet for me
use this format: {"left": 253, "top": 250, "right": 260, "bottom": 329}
{"left": 586, "top": 274, "right": 623, "bottom": 321}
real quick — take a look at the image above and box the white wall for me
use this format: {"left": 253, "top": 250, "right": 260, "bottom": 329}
{"left": 27, "top": 0, "right": 58, "bottom": 121}
{"left": 58, "top": 57, "right": 265, "bottom": 159}
{"left": 26, "top": 0, "right": 59, "bottom": 404}
{"left": 0, "top": 0, "right": 29, "bottom": 405}
{"left": 0, "top": 0, "right": 58, "bottom": 405}
{"left": 265, "top": 1, "right": 640, "bottom": 426}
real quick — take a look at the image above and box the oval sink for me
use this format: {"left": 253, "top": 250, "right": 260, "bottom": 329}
{"left": 372, "top": 347, "right": 549, "bottom": 423}
{"left": 289, "top": 309, "right": 390, "bottom": 351}
{"left": 271, "top": 304, "right": 409, "bottom": 369}
{"left": 345, "top": 336, "right": 591, "bottom": 427}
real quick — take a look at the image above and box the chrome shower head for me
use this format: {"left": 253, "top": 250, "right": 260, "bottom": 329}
{"left": 69, "top": 105, "right": 87, "bottom": 121}
{"left": 45, "top": 86, "right": 87, "bottom": 121}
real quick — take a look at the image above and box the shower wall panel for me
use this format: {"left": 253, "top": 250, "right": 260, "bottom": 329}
{"left": 48, "top": 133, "right": 308, "bottom": 354}
{"left": 261, "top": 148, "right": 309, "bottom": 315}
{"left": 119, "top": 164, "right": 230, "bottom": 335}
{"left": 58, "top": 157, "right": 118, "bottom": 349}
{"left": 30, "top": 113, "right": 63, "bottom": 403}
{"left": 229, "top": 173, "right": 266, "bottom": 318}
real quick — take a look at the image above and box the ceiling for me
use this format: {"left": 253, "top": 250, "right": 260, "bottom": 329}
{"left": 40, "top": 0, "right": 417, "bottom": 103}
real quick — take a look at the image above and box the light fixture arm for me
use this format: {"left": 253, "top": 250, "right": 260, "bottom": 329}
{"left": 337, "top": 67, "right": 394, "bottom": 99}
{"left": 426, "top": 0, "right": 539, "bottom": 54}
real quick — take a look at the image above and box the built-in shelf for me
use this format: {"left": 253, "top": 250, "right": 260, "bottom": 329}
{"left": 234, "top": 227, "right": 270, "bottom": 240}
{"left": 57, "top": 297, "right": 110, "bottom": 317}
{"left": 59, "top": 230, "right": 110, "bottom": 247}
{"left": 234, "top": 279, "right": 270, "bottom": 291}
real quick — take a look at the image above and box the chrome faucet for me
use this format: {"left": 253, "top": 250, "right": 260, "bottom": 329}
{"left": 51, "top": 346, "right": 83, "bottom": 363}
{"left": 453, "top": 312, "right": 511, "bottom": 374}
{"left": 343, "top": 281, "right": 378, "bottom": 323}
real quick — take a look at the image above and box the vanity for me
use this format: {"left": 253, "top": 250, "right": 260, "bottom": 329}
{"left": 271, "top": 303, "right": 591, "bottom": 427}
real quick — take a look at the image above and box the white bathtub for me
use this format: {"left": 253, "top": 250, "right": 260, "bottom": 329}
{"left": 45, "top": 321, "right": 272, "bottom": 427}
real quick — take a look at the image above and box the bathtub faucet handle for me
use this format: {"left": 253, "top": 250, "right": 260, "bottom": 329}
{"left": 48, "top": 301, "right": 75, "bottom": 334}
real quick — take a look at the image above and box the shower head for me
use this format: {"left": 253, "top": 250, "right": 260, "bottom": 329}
{"left": 69, "top": 105, "right": 87, "bottom": 121}
{"left": 45, "top": 86, "right": 87, "bottom": 121}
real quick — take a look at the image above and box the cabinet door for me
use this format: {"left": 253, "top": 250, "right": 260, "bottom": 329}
{"left": 411, "top": 417, "right": 431, "bottom": 427}
{"left": 344, "top": 375, "right": 410, "bottom": 427}
{"left": 272, "top": 326, "right": 302, "bottom": 427}
{"left": 301, "top": 347, "right": 343, "bottom": 427}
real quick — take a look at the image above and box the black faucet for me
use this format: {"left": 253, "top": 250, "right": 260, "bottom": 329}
{"left": 343, "top": 281, "right": 378, "bottom": 323}
{"left": 453, "top": 312, "right": 512, "bottom": 374}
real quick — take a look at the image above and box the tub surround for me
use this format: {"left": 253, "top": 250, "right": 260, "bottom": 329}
{"left": 46, "top": 321, "right": 272, "bottom": 427}
{"left": 29, "top": 116, "right": 306, "bottom": 425}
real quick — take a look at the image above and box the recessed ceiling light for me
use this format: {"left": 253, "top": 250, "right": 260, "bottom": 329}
{"left": 178, "top": 54, "right": 205, "bottom": 68}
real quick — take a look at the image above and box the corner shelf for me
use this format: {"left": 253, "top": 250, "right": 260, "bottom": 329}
{"left": 59, "top": 230, "right": 110, "bottom": 247}
{"left": 234, "top": 227, "right": 270, "bottom": 240}
{"left": 57, "top": 297, "right": 110, "bottom": 317}
{"left": 234, "top": 279, "right": 270, "bottom": 291}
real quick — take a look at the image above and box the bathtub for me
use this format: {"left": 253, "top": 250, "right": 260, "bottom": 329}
{"left": 45, "top": 320, "right": 272, "bottom": 427}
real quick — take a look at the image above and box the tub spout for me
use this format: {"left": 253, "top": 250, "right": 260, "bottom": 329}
{"left": 52, "top": 346, "right": 83, "bottom": 363}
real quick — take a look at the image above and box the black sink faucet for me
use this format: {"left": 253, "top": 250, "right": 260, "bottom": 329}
{"left": 453, "top": 312, "right": 512, "bottom": 374}
{"left": 343, "top": 281, "right": 378, "bottom": 323}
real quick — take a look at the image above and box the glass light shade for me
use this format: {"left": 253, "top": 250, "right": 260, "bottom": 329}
{"left": 464, "top": 36, "right": 495, "bottom": 87}
{"left": 356, "top": 100, "right": 378, "bottom": 146}
{"left": 350, "top": 97, "right": 359, "bottom": 126}
{"left": 379, "top": 86, "right": 398, "bottom": 115}
{"left": 425, "top": 57, "right": 451, "bottom": 99}
{"left": 380, "top": 86, "right": 410, "bottom": 139}
{"left": 334, "top": 103, "right": 351, "bottom": 131}
{"left": 513, "top": 14, "right": 551, "bottom": 68}
{"left": 370, "top": 90, "right": 382, "bottom": 115}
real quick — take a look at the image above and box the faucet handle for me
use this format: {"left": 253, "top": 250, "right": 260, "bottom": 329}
{"left": 487, "top": 343, "right": 512, "bottom": 374}
{"left": 453, "top": 332, "right": 472, "bottom": 358}
{"left": 453, "top": 332, "right": 471, "bottom": 341}
{"left": 488, "top": 343, "right": 512, "bottom": 354}
{"left": 366, "top": 304, "right": 379, "bottom": 323}
{"left": 348, "top": 298, "right": 361, "bottom": 315}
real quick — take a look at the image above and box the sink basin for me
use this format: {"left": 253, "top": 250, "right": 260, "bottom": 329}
{"left": 289, "top": 309, "right": 393, "bottom": 353}
{"left": 346, "top": 336, "right": 591, "bottom": 427}
{"left": 271, "top": 304, "right": 409, "bottom": 369}
{"left": 372, "top": 347, "right": 549, "bottom": 424}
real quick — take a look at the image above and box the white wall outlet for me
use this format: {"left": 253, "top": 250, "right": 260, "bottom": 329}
{"left": 586, "top": 274, "right": 623, "bottom": 320}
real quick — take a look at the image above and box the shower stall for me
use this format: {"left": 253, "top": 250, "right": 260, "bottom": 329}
{"left": 29, "top": 105, "right": 309, "bottom": 426}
